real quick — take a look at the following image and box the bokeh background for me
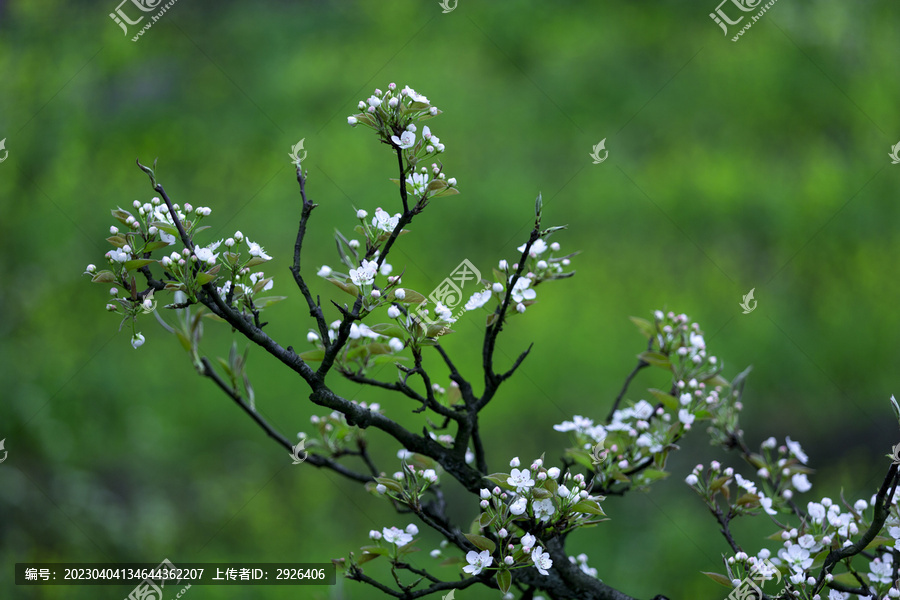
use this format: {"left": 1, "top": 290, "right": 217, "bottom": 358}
{"left": 2, "top": 0, "right": 900, "bottom": 598}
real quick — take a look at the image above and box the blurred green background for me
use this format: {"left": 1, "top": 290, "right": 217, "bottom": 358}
{"left": 2, "top": 0, "right": 900, "bottom": 598}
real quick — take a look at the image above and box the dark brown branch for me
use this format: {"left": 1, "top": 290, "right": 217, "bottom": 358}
{"left": 813, "top": 462, "right": 899, "bottom": 593}
{"left": 289, "top": 167, "right": 330, "bottom": 343}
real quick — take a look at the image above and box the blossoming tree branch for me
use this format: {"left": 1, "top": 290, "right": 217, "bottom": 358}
{"left": 84, "top": 85, "right": 900, "bottom": 600}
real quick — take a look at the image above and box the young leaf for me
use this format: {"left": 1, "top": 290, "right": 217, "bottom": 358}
{"left": 463, "top": 534, "right": 496, "bottom": 553}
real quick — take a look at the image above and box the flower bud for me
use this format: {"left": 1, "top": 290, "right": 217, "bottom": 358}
{"left": 347, "top": 116, "right": 358, "bottom": 126}
{"left": 394, "top": 288, "right": 406, "bottom": 300}
{"left": 370, "top": 289, "right": 381, "bottom": 299}
{"left": 307, "top": 332, "right": 319, "bottom": 343}
{"left": 387, "top": 306, "right": 401, "bottom": 319}
{"left": 509, "top": 457, "right": 520, "bottom": 467}
{"left": 498, "top": 260, "right": 508, "bottom": 270}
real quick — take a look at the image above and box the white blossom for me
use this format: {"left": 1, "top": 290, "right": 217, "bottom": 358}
{"left": 509, "top": 496, "right": 527, "bottom": 516}
{"left": 464, "top": 289, "right": 492, "bottom": 311}
{"left": 533, "top": 498, "right": 555, "bottom": 522}
{"left": 785, "top": 436, "right": 809, "bottom": 464}
{"left": 382, "top": 526, "right": 413, "bottom": 546}
{"left": 508, "top": 468, "right": 535, "bottom": 494}
{"left": 791, "top": 473, "right": 812, "bottom": 493}
{"left": 531, "top": 547, "right": 553, "bottom": 575}
{"left": 391, "top": 130, "right": 415, "bottom": 149}
{"left": 372, "top": 208, "right": 401, "bottom": 233}
{"left": 463, "top": 549, "right": 492, "bottom": 576}
{"left": 131, "top": 333, "right": 145, "bottom": 349}
{"left": 350, "top": 260, "right": 378, "bottom": 286}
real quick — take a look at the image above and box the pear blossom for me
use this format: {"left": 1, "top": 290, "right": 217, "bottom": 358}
{"left": 509, "top": 496, "right": 527, "bottom": 516}
{"left": 510, "top": 276, "right": 536, "bottom": 303}
{"left": 382, "top": 526, "right": 413, "bottom": 546}
{"left": 391, "top": 130, "right": 415, "bottom": 149}
{"left": 508, "top": 468, "right": 535, "bottom": 493}
{"left": 349, "top": 260, "right": 378, "bottom": 286}
{"left": 406, "top": 172, "right": 429, "bottom": 196}
{"left": 131, "top": 333, "right": 146, "bottom": 349}
{"left": 372, "top": 208, "right": 401, "bottom": 233}
{"left": 531, "top": 547, "right": 553, "bottom": 575}
{"left": 678, "top": 409, "right": 695, "bottom": 426}
{"left": 533, "top": 498, "right": 555, "bottom": 522}
{"left": 791, "top": 473, "right": 812, "bottom": 493}
{"left": 107, "top": 248, "right": 129, "bottom": 263}
{"left": 785, "top": 436, "right": 809, "bottom": 464}
{"left": 465, "top": 289, "right": 492, "bottom": 311}
{"left": 521, "top": 533, "right": 536, "bottom": 551}
{"left": 807, "top": 502, "right": 825, "bottom": 522}
{"left": 388, "top": 337, "right": 404, "bottom": 352}
{"left": 518, "top": 238, "right": 548, "bottom": 256}
{"left": 463, "top": 549, "right": 492, "bottom": 576}
{"left": 758, "top": 496, "right": 778, "bottom": 515}
{"left": 778, "top": 544, "right": 812, "bottom": 573}
{"left": 246, "top": 239, "right": 272, "bottom": 261}
{"left": 194, "top": 240, "right": 222, "bottom": 265}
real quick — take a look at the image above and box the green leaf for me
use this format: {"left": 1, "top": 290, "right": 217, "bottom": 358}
{"left": 368, "top": 323, "right": 406, "bottom": 338}
{"left": 142, "top": 240, "right": 172, "bottom": 252}
{"left": 463, "top": 534, "right": 496, "bottom": 553}
{"left": 111, "top": 208, "right": 133, "bottom": 224}
{"left": 496, "top": 569, "right": 511, "bottom": 594}
{"left": 328, "top": 278, "right": 360, "bottom": 298}
{"left": 648, "top": 388, "right": 679, "bottom": 410}
{"left": 373, "top": 477, "right": 404, "bottom": 493}
{"left": 637, "top": 351, "right": 670, "bottom": 369}
{"left": 299, "top": 349, "right": 325, "bottom": 362}
{"left": 701, "top": 572, "right": 733, "bottom": 588}
{"left": 629, "top": 316, "right": 656, "bottom": 339}
{"left": 124, "top": 259, "right": 156, "bottom": 271}
{"left": 107, "top": 235, "right": 128, "bottom": 248}
{"left": 149, "top": 221, "right": 178, "bottom": 236}
{"left": 431, "top": 186, "right": 460, "bottom": 198}
{"left": 245, "top": 256, "right": 270, "bottom": 268}
{"left": 389, "top": 288, "right": 426, "bottom": 304}
{"left": 571, "top": 500, "right": 606, "bottom": 516}
{"left": 426, "top": 179, "right": 448, "bottom": 192}
{"left": 253, "top": 296, "right": 288, "bottom": 309}
{"left": 478, "top": 512, "right": 495, "bottom": 528}
{"left": 91, "top": 270, "right": 116, "bottom": 283}
{"left": 531, "top": 487, "right": 552, "bottom": 499}
{"left": 864, "top": 535, "right": 894, "bottom": 551}
{"left": 356, "top": 552, "right": 382, "bottom": 565}
{"left": 196, "top": 270, "right": 219, "bottom": 285}
{"left": 483, "top": 474, "right": 514, "bottom": 490}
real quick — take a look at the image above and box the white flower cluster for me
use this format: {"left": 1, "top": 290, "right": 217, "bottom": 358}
{"left": 460, "top": 456, "right": 606, "bottom": 583}
{"left": 690, "top": 426, "right": 900, "bottom": 597}
{"left": 347, "top": 84, "right": 459, "bottom": 200}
